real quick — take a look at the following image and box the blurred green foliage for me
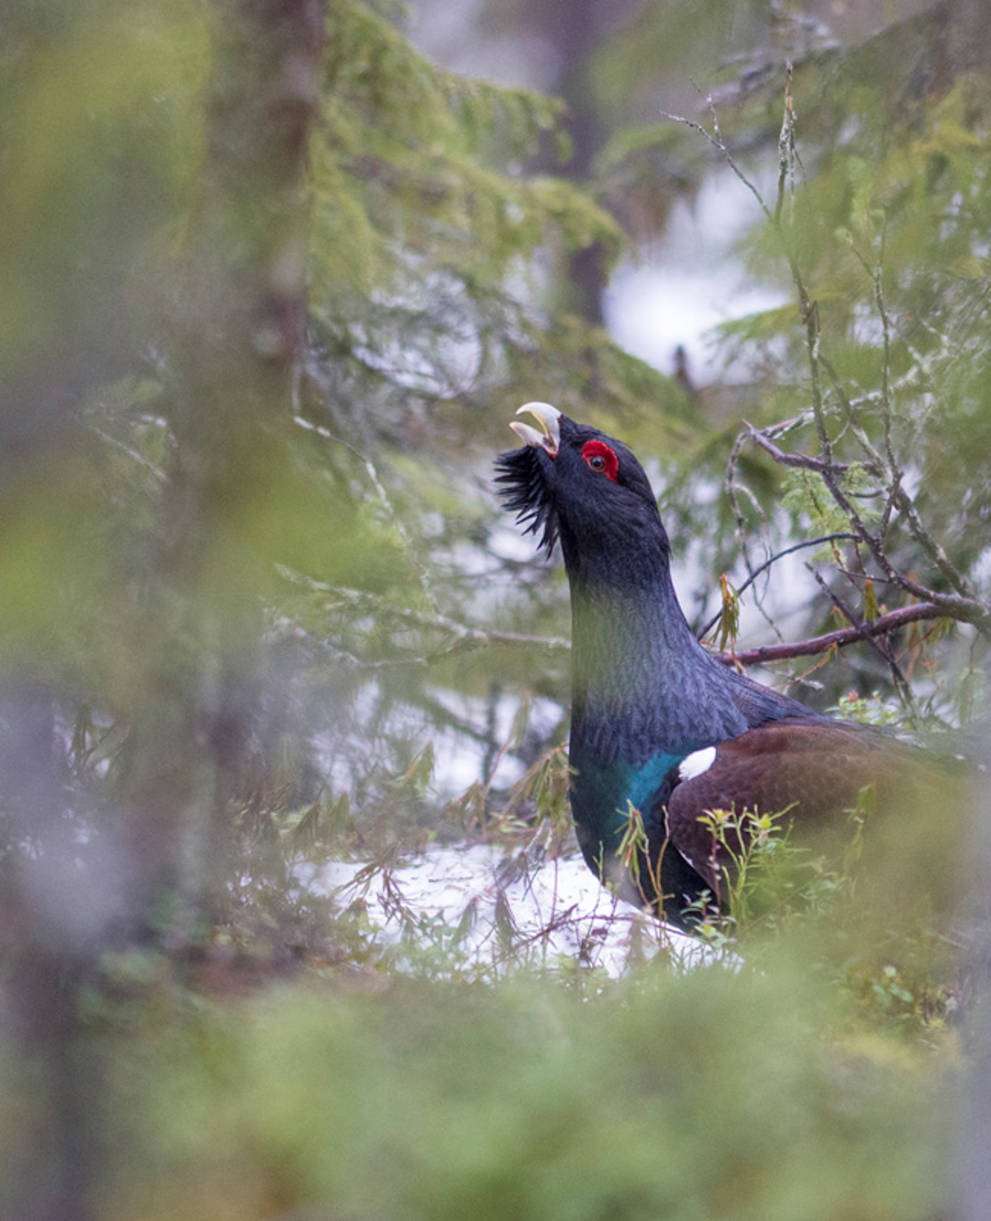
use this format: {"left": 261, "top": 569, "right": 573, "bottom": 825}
{"left": 0, "top": 959, "right": 958, "bottom": 1221}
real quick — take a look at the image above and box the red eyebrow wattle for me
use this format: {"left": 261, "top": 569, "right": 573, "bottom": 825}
{"left": 581, "top": 440, "right": 619, "bottom": 482}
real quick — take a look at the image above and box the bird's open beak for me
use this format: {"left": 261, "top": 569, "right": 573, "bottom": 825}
{"left": 509, "top": 401, "right": 561, "bottom": 457}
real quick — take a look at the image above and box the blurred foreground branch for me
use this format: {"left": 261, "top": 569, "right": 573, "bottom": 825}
{"left": 2, "top": 3, "right": 328, "bottom": 1218}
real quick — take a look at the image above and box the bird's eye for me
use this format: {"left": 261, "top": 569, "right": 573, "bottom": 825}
{"left": 580, "top": 440, "right": 619, "bottom": 482}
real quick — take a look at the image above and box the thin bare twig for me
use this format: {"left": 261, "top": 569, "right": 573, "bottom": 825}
{"left": 698, "top": 532, "right": 860, "bottom": 641}
{"left": 839, "top": 235, "right": 975, "bottom": 598}
{"left": 807, "top": 564, "right": 916, "bottom": 716}
{"left": 661, "top": 106, "right": 774, "bottom": 226}
{"left": 724, "top": 429, "right": 781, "bottom": 635}
{"left": 774, "top": 61, "right": 797, "bottom": 224}
{"left": 872, "top": 224, "right": 900, "bottom": 536}
{"left": 817, "top": 342, "right": 975, "bottom": 600}
{"left": 890, "top": 485, "right": 975, "bottom": 599}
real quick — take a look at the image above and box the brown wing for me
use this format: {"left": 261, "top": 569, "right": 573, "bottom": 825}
{"left": 665, "top": 718, "right": 941, "bottom": 900}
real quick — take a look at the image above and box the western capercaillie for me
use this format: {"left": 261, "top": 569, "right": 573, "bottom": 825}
{"left": 497, "top": 402, "right": 965, "bottom": 930}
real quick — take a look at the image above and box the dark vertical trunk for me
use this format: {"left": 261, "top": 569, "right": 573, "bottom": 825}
{"left": 124, "top": 0, "right": 327, "bottom": 938}
{"left": 1, "top": 4, "right": 328, "bottom": 1217}
{"left": 532, "top": 0, "right": 610, "bottom": 324}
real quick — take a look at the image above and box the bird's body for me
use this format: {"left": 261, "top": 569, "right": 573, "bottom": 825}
{"left": 496, "top": 404, "right": 943, "bottom": 929}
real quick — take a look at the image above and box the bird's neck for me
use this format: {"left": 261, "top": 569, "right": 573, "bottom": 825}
{"left": 566, "top": 549, "right": 745, "bottom": 770}
{"left": 563, "top": 548, "right": 744, "bottom": 894}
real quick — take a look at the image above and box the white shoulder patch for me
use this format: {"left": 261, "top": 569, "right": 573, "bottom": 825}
{"left": 678, "top": 746, "right": 717, "bottom": 783}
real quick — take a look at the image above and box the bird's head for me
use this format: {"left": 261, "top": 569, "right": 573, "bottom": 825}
{"left": 495, "top": 402, "right": 668, "bottom": 582}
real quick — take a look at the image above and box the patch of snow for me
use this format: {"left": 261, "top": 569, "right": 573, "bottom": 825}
{"left": 302, "top": 843, "right": 714, "bottom": 978}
